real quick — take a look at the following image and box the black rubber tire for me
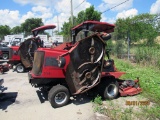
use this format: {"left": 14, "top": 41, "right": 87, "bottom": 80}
{"left": 48, "top": 85, "right": 70, "bottom": 108}
{"left": 2, "top": 53, "right": 9, "bottom": 60}
{"left": 99, "top": 78, "right": 119, "bottom": 100}
{"left": 15, "top": 63, "right": 25, "bottom": 73}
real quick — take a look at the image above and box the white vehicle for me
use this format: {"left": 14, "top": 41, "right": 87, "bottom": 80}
{"left": 44, "top": 42, "right": 52, "bottom": 48}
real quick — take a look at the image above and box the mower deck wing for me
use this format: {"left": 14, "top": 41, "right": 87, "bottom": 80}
{"left": 19, "top": 25, "right": 56, "bottom": 68}
{"left": 65, "top": 33, "right": 105, "bottom": 94}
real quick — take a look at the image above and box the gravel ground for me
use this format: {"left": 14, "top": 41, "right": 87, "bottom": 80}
{"left": 0, "top": 70, "right": 103, "bottom": 120}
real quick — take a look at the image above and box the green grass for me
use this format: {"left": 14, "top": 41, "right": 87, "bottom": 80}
{"left": 93, "top": 98, "right": 136, "bottom": 120}
{"left": 115, "top": 58, "right": 160, "bottom": 105}
{"left": 93, "top": 58, "right": 160, "bottom": 120}
{"left": 134, "top": 46, "right": 160, "bottom": 68}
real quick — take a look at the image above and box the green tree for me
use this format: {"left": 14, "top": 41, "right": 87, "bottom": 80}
{"left": 154, "top": 13, "right": 160, "bottom": 35}
{"left": 0, "top": 25, "right": 11, "bottom": 41}
{"left": 114, "top": 13, "right": 158, "bottom": 45}
{"left": 61, "top": 21, "right": 73, "bottom": 42}
{"left": 76, "top": 6, "right": 101, "bottom": 24}
{"left": 76, "top": 10, "right": 85, "bottom": 24}
{"left": 61, "top": 5, "right": 101, "bottom": 41}
{"left": 11, "top": 26, "right": 22, "bottom": 34}
{"left": 84, "top": 6, "right": 101, "bottom": 22}
{"left": 21, "top": 18, "right": 43, "bottom": 37}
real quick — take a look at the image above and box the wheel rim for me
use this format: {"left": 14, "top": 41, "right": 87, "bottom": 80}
{"left": 3, "top": 54, "right": 8, "bottom": 59}
{"left": 17, "top": 65, "right": 24, "bottom": 72}
{"left": 54, "top": 92, "right": 67, "bottom": 105}
{"left": 107, "top": 84, "right": 117, "bottom": 97}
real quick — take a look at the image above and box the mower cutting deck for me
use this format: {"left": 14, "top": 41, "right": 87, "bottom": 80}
{"left": 119, "top": 79, "right": 142, "bottom": 96}
{"left": 101, "top": 72, "right": 142, "bottom": 96}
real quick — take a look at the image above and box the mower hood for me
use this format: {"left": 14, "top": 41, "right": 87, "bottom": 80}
{"left": 71, "top": 21, "right": 115, "bottom": 37}
{"left": 32, "top": 25, "right": 56, "bottom": 37}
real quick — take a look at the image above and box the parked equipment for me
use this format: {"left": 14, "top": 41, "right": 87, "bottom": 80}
{"left": 28, "top": 21, "right": 142, "bottom": 108}
{"left": 0, "top": 44, "right": 10, "bottom": 60}
{"left": 8, "top": 25, "right": 56, "bottom": 73}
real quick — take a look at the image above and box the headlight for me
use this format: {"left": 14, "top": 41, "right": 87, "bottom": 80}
{"left": 58, "top": 57, "right": 66, "bottom": 68}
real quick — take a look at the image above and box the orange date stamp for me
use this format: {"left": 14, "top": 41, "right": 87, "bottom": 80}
{"left": 125, "top": 100, "right": 150, "bottom": 106}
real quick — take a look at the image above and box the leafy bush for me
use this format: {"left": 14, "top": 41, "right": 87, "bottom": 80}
{"left": 135, "top": 45, "right": 160, "bottom": 68}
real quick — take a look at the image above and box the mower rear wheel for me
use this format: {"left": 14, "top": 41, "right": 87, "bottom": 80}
{"left": 99, "top": 79, "right": 119, "bottom": 100}
{"left": 48, "top": 85, "right": 70, "bottom": 108}
{"left": 16, "top": 63, "right": 25, "bottom": 73}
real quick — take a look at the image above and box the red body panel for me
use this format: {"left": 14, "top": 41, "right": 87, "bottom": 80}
{"left": 31, "top": 48, "right": 70, "bottom": 78}
{"left": 9, "top": 46, "right": 20, "bottom": 61}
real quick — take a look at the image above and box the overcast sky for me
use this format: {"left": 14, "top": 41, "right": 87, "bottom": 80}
{"left": 0, "top": 0, "right": 159, "bottom": 31}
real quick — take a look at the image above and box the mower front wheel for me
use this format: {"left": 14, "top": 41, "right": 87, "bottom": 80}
{"left": 48, "top": 85, "right": 70, "bottom": 108}
{"left": 100, "top": 79, "right": 119, "bottom": 100}
{"left": 15, "top": 63, "right": 25, "bottom": 73}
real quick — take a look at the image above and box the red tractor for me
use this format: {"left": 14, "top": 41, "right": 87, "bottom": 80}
{"left": 28, "top": 21, "right": 142, "bottom": 108}
{"left": 8, "top": 25, "right": 56, "bottom": 73}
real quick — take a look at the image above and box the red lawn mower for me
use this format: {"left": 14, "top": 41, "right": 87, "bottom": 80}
{"left": 27, "top": 21, "right": 142, "bottom": 108}
{"left": 8, "top": 25, "right": 56, "bottom": 73}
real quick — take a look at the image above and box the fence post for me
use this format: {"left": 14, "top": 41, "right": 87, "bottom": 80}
{"left": 127, "top": 31, "right": 130, "bottom": 61}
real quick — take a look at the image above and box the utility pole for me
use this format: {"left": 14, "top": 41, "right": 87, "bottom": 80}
{"left": 71, "top": 0, "right": 74, "bottom": 26}
{"left": 57, "top": 15, "right": 59, "bottom": 34}
{"left": 70, "top": 0, "right": 74, "bottom": 42}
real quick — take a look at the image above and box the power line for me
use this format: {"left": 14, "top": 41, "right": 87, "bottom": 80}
{"left": 74, "top": 0, "right": 85, "bottom": 10}
{"left": 101, "top": 0, "right": 130, "bottom": 14}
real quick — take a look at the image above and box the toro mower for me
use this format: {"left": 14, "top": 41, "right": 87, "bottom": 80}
{"left": 28, "top": 21, "right": 142, "bottom": 108}
{"left": 8, "top": 25, "right": 56, "bottom": 73}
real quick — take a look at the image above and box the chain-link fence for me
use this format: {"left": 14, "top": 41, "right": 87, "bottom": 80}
{"left": 107, "top": 39, "right": 160, "bottom": 69}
